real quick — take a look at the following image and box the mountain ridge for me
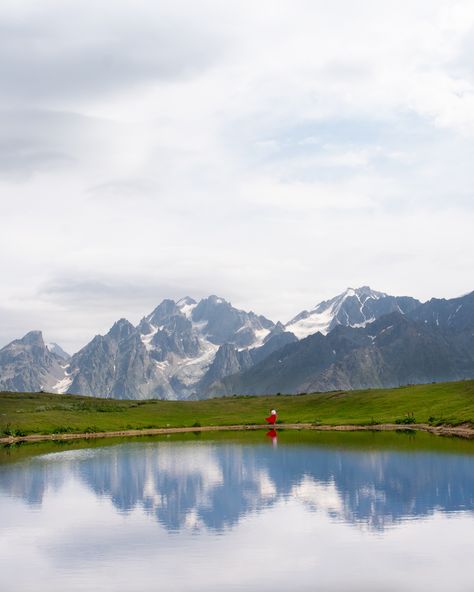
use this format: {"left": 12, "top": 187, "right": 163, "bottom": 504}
{"left": 0, "top": 287, "right": 472, "bottom": 399}
{"left": 285, "top": 286, "right": 420, "bottom": 338}
{"left": 215, "top": 296, "right": 474, "bottom": 396}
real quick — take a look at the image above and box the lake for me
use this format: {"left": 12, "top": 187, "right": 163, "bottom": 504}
{"left": 1, "top": 430, "right": 474, "bottom": 591}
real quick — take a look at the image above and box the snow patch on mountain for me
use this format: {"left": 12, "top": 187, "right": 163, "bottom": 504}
{"left": 250, "top": 327, "right": 272, "bottom": 348}
{"left": 46, "top": 342, "right": 70, "bottom": 360}
{"left": 285, "top": 287, "right": 400, "bottom": 339}
{"left": 177, "top": 297, "right": 197, "bottom": 319}
{"left": 140, "top": 324, "right": 161, "bottom": 351}
{"left": 172, "top": 341, "right": 219, "bottom": 387}
{"left": 285, "top": 306, "right": 336, "bottom": 339}
{"left": 131, "top": 295, "right": 278, "bottom": 397}
{"left": 236, "top": 325, "right": 271, "bottom": 350}
{"left": 52, "top": 372, "right": 73, "bottom": 394}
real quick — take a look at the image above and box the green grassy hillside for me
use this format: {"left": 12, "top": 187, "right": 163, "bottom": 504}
{"left": 1, "top": 380, "right": 473, "bottom": 437}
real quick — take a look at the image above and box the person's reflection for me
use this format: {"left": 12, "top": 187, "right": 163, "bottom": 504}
{"left": 266, "top": 429, "right": 278, "bottom": 447}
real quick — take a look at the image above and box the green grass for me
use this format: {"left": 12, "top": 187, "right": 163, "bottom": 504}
{"left": 0, "top": 379, "right": 473, "bottom": 437}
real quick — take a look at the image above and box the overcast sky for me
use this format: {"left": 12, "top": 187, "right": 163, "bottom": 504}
{"left": 1, "top": 0, "right": 473, "bottom": 353}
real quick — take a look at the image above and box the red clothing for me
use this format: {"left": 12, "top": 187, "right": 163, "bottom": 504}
{"left": 265, "top": 414, "right": 277, "bottom": 425}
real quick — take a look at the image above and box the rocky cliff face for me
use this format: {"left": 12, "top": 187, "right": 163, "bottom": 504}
{"left": 409, "top": 292, "right": 474, "bottom": 332}
{"left": 0, "top": 331, "right": 66, "bottom": 392}
{"left": 192, "top": 295, "right": 274, "bottom": 347}
{"left": 66, "top": 319, "right": 161, "bottom": 399}
{"left": 197, "top": 343, "right": 254, "bottom": 393}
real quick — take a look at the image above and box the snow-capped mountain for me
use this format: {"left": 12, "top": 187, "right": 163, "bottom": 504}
{"left": 1, "top": 288, "right": 472, "bottom": 399}
{"left": 219, "top": 291, "right": 474, "bottom": 396}
{"left": 285, "top": 286, "right": 420, "bottom": 338}
{"left": 54, "top": 295, "right": 280, "bottom": 399}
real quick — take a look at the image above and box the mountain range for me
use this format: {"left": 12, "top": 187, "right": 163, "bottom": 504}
{"left": 0, "top": 286, "right": 473, "bottom": 399}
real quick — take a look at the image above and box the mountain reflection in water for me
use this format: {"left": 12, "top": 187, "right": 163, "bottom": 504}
{"left": 1, "top": 434, "right": 474, "bottom": 532}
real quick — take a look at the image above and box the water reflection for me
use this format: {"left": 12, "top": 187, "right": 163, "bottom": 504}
{"left": 266, "top": 429, "right": 278, "bottom": 446}
{"left": 1, "top": 434, "right": 474, "bottom": 532}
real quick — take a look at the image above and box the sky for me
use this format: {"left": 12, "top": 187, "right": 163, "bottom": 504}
{"left": 1, "top": 0, "right": 473, "bottom": 354}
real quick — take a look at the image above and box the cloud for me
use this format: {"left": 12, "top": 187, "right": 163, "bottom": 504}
{"left": 0, "top": 0, "right": 231, "bottom": 106}
{"left": 0, "top": 109, "right": 91, "bottom": 177}
{"left": 0, "top": 0, "right": 473, "bottom": 352}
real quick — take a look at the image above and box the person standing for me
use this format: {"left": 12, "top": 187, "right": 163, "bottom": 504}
{"left": 265, "top": 409, "right": 277, "bottom": 425}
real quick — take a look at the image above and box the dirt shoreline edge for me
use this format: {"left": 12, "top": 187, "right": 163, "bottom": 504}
{"left": 1, "top": 422, "right": 474, "bottom": 445}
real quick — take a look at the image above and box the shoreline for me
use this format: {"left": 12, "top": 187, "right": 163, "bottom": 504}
{"left": 1, "top": 422, "right": 474, "bottom": 445}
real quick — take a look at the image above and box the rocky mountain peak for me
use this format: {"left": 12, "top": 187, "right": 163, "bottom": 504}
{"left": 286, "top": 286, "right": 420, "bottom": 339}
{"left": 191, "top": 295, "right": 229, "bottom": 322}
{"left": 328, "top": 286, "right": 386, "bottom": 311}
{"left": 176, "top": 297, "right": 197, "bottom": 319}
{"left": 108, "top": 318, "right": 136, "bottom": 341}
{"left": 147, "top": 299, "right": 180, "bottom": 326}
{"left": 20, "top": 330, "right": 45, "bottom": 347}
{"left": 0, "top": 330, "right": 65, "bottom": 393}
{"left": 346, "top": 286, "right": 384, "bottom": 297}
{"left": 177, "top": 296, "right": 196, "bottom": 307}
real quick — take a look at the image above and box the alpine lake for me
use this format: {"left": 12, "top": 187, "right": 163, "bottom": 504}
{"left": 1, "top": 429, "right": 473, "bottom": 591}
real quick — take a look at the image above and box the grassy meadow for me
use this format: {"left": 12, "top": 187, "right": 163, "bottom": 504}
{"left": 1, "top": 380, "right": 473, "bottom": 438}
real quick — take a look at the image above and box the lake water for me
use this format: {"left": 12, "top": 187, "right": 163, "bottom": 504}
{"left": 1, "top": 430, "right": 474, "bottom": 591}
